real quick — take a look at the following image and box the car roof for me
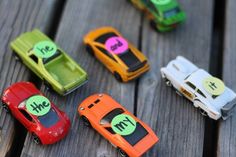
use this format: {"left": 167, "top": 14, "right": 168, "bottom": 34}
{"left": 186, "top": 69, "right": 212, "bottom": 97}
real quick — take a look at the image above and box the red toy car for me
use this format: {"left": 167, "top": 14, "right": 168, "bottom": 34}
{"left": 1, "top": 82, "right": 71, "bottom": 145}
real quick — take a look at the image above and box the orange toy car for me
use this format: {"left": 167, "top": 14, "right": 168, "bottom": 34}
{"left": 78, "top": 94, "right": 158, "bottom": 157}
{"left": 83, "top": 27, "right": 150, "bottom": 82}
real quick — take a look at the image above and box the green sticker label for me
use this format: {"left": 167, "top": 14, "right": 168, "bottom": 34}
{"left": 111, "top": 114, "right": 136, "bottom": 136}
{"left": 33, "top": 41, "right": 57, "bottom": 58}
{"left": 203, "top": 77, "right": 225, "bottom": 95}
{"left": 152, "top": 0, "right": 171, "bottom": 5}
{"left": 26, "top": 95, "right": 51, "bottom": 116}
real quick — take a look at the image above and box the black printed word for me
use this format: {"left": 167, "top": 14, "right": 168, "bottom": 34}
{"left": 113, "top": 116, "right": 135, "bottom": 132}
{"left": 30, "top": 101, "right": 50, "bottom": 113}
{"left": 37, "top": 46, "right": 54, "bottom": 55}
{"left": 110, "top": 39, "right": 123, "bottom": 51}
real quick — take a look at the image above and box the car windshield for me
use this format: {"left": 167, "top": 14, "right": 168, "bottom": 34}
{"left": 38, "top": 108, "right": 59, "bottom": 128}
{"left": 122, "top": 122, "right": 148, "bottom": 146}
{"left": 164, "top": 7, "right": 180, "bottom": 18}
{"left": 95, "top": 32, "right": 118, "bottom": 44}
{"left": 43, "top": 50, "right": 62, "bottom": 64}
{"left": 100, "top": 108, "right": 124, "bottom": 125}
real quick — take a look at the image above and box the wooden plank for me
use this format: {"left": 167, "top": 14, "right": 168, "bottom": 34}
{"left": 20, "top": 0, "right": 141, "bottom": 157}
{"left": 0, "top": 0, "right": 59, "bottom": 156}
{"left": 137, "top": 0, "right": 214, "bottom": 156}
{"left": 217, "top": 0, "right": 236, "bottom": 156}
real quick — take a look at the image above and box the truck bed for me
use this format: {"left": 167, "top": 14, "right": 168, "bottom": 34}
{"left": 45, "top": 55, "right": 85, "bottom": 87}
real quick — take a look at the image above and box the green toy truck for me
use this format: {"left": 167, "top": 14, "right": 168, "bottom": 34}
{"left": 129, "top": 0, "right": 186, "bottom": 32}
{"left": 10, "top": 29, "right": 88, "bottom": 95}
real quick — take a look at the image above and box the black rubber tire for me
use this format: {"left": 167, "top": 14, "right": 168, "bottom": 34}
{"left": 86, "top": 45, "right": 94, "bottom": 56}
{"left": 32, "top": 133, "right": 41, "bottom": 145}
{"left": 118, "top": 148, "right": 128, "bottom": 157}
{"left": 1, "top": 101, "right": 10, "bottom": 113}
{"left": 43, "top": 80, "right": 53, "bottom": 91}
{"left": 81, "top": 116, "right": 91, "bottom": 127}
{"left": 13, "top": 53, "right": 22, "bottom": 62}
{"left": 150, "top": 20, "right": 159, "bottom": 31}
{"left": 199, "top": 108, "right": 207, "bottom": 117}
{"left": 114, "top": 72, "right": 123, "bottom": 82}
{"left": 164, "top": 78, "right": 172, "bottom": 87}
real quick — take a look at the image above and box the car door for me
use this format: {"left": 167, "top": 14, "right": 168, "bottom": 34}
{"left": 95, "top": 45, "right": 117, "bottom": 70}
{"left": 18, "top": 108, "right": 36, "bottom": 130}
{"left": 26, "top": 53, "right": 43, "bottom": 79}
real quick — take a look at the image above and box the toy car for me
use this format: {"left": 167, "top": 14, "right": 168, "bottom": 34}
{"left": 1, "top": 82, "right": 71, "bottom": 144}
{"left": 78, "top": 93, "right": 158, "bottom": 157}
{"left": 160, "top": 56, "right": 236, "bottom": 120}
{"left": 83, "top": 27, "right": 150, "bottom": 82}
{"left": 128, "top": 0, "right": 186, "bottom": 32}
{"left": 10, "top": 29, "right": 88, "bottom": 95}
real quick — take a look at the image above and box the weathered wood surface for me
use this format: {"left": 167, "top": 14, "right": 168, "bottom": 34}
{"left": 20, "top": 0, "right": 141, "bottom": 157}
{"left": 1, "top": 0, "right": 234, "bottom": 157}
{"left": 0, "top": 0, "right": 58, "bottom": 156}
{"left": 137, "top": 0, "right": 214, "bottom": 156}
{"left": 217, "top": 0, "right": 236, "bottom": 156}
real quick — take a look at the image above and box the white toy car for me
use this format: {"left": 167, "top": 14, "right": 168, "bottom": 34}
{"left": 160, "top": 56, "right": 236, "bottom": 120}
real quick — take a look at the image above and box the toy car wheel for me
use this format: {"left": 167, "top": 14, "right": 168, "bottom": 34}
{"left": 150, "top": 20, "right": 158, "bottom": 31}
{"left": 32, "top": 133, "right": 41, "bottom": 145}
{"left": 43, "top": 80, "right": 53, "bottom": 91}
{"left": 118, "top": 148, "right": 128, "bottom": 157}
{"left": 86, "top": 45, "right": 94, "bottom": 56}
{"left": 114, "top": 72, "right": 123, "bottom": 82}
{"left": 164, "top": 78, "right": 172, "bottom": 87}
{"left": 1, "top": 101, "right": 10, "bottom": 113}
{"left": 13, "top": 53, "right": 22, "bottom": 62}
{"left": 81, "top": 116, "right": 91, "bottom": 127}
{"left": 199, "top": 108, "right": 207, "bottom": 117}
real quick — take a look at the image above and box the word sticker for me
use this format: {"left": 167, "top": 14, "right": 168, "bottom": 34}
{"left": 33, "top": 41, "right": 57, "bottom": 58}
{"left": 152, "top": 0, "right": 171, "bottom": 5}
{"left": 26, "top": 95, "right": 51, "bottom": 116}
{"left": 203, "top": 77, "right": 225, "bottom": 95}
{"left": 111, "top": 114, "right": 136, "bottom": 136}
{"left": 105, "top": 37, "right": 128, "bottom": 55}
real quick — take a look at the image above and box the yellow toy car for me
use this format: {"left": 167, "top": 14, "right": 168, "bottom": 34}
{"left": 83, "top": 27, "right": 150, "bottom": 82}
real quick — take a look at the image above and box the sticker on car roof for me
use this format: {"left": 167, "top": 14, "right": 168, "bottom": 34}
{"left": 26, "top": 95, "right": 51, "bottom": 116}
{"left": 33, "top": 41, "right": 57, "bottom": 58}
{"left": 152, "top": 0, "right": 171, "bottom": 5}
{"left": 203, "top": 77, "right": 225, "bottom": 96}
{"left": 111, "top": 114, "right": 136, "bottom": 135}
{"left": 105, "top": 37, "right": 128, "bottom": 55}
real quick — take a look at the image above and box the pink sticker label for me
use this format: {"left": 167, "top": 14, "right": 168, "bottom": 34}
{"left": 105, "top": 37, "right": 128, "bottom": 54}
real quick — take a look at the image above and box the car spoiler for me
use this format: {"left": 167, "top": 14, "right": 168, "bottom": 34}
{"left": 128, "top": 61, "right": 147, "bottom": 72}
{"left": 221, "top": 97, "right": 236, "bottom": 120}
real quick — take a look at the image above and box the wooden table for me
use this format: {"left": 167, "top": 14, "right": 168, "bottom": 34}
{"left": 0, "top": 0, "right": 235, "bottom": 157}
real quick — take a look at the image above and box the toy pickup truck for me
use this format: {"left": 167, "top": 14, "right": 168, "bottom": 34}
{"left": 128, "top": 0, "right": 186, "bottom": 32}
{"left": 161, "top": 56, "right": 236, "bottom": 120}
{"left": 11, "top": 29, "right": 88, "bottom": 95}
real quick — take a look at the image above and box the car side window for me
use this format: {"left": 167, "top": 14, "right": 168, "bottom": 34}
{"left": 29, "top": 54, "right": 39, "bottom": 64}
{"left": 186, "top": 81, "right": 196, "bottom": 90}
{"left": 96, "top": 46, "right": 116, "bottom": 62}
{"left": 197, "top": 89, "right": 206, "bottom": 98}
{"left": 19, "top": 109, "right": 34, "bottom": 122}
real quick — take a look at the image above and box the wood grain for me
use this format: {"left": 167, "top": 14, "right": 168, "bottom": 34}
{"left": 20, "top": 0, "right": 141, "bottom": 157}
{"left": 136, "top": 0, "right": 214, "bottom": 156}
{"left": 217, "top": 0, "right": 236, "bottom": 156}
{"left": 0, "top": 0, "right": 59, "bottom": 156}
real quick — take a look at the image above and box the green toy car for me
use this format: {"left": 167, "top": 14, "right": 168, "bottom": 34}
{"left": 129, "top": 0, "right": 186, "bottom": 32}
{"left": 10, "top": 29, "right": 88, "bottom": 95}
